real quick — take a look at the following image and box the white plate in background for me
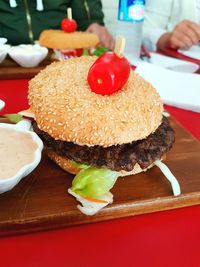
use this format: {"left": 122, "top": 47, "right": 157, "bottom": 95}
{"left": 178, "top": 46, "right": 200, "bottom": 60}
{"left": 149, "top": 52, "right": 199, "bottom": 73}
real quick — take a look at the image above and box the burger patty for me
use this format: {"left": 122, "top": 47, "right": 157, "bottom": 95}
{"left": 33, "top": 117, "right": 175, "bottom": 172}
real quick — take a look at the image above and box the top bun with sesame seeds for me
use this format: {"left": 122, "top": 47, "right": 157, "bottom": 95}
{"left": 28, "top": 56, "right": 163, "bottom": 147}
{"left": 29, "top": 55, "right": 176, "bottom": 179}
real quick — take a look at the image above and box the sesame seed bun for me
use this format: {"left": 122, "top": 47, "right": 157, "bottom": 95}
{"left": 39, "top": 30, "right": 99, "bottom": 49}
{"left": 29, "top": 56, "right": 163, "bottom": 147}
{"left": 46, "top": 149, "right": 156, "bottom": 176}
{"left": 46, "top": 149, "right": 80, "bottom": 175}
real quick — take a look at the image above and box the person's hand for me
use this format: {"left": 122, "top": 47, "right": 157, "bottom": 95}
{"left": 86, "top": 23, "right": 115, "bottom": 50}
{"left": 157, "top": 20, "right": 200, "bottom": 50}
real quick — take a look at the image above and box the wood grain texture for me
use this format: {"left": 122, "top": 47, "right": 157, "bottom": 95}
{"left": 0, "top": 117, "right": 200, "bottom": 236}
{"left": 0, "top": 57, "right": 52, "bottom": 80}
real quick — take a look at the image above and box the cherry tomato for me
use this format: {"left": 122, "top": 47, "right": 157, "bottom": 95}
{"left": 87, "top": 52, "right": 130, "bottom": 95}
{"left": 76, "top": 48, "right": 84, "bottom": 57}
{"left": 61, "top": 18, "right": 77, "bottom": 32}
{"left": 63, "top": 49, "right": 84, "bottom": 58}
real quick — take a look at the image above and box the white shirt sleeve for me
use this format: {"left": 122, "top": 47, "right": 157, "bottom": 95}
{"left": 143, "top": 28, "right": 167, "bottom": 51}
{"left": 143, "top": 0, "right": 173, "bottom": 51}
{"left": 197, "top": 0, "right": 200, "bottom": 23}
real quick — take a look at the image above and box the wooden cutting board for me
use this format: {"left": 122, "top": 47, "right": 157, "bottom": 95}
{"left": 0, "top": 117, "right": 200, "bottom": 236}
{"left": 0, "top": 57, "right": 52, "bottom": 80}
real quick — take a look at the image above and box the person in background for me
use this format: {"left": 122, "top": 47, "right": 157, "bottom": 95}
{"left": 101, "top": 0, "right": 118, "bottom": 39}
{"left": 143, "top": 0, "right": 200, "bottom": 51}
{"left": 0, "top": 0, "right": 114, "bottom": 50}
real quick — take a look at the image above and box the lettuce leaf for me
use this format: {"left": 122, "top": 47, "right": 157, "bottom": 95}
{"left": 70, "top": 161, "right": 90, "bottom": 170}
{"left": 82, "top": 48, "right": 89, "bottom": 56}
{"left": 71, "top": 167, "right": 119, "bottom": 198}
{"left": 92, "top": 46, "right": 108, "bottom": 57}
{"left": 82, "top": 46, "right": 108, "bottom": 57}
{"left": 4, "top": 114, "right": 23, "bottom": 123}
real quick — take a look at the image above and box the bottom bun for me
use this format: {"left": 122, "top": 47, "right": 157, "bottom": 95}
{"left": 46, "top": 149, "right": 163, "bottom": 177}
{"left": 46, "top": 149, "right": 80, "bottom": 175}
{"left": 118, "top": 163, "right": 154, "bottom": 176}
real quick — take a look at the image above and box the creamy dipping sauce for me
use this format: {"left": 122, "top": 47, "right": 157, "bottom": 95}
{"left": 0, "top": 128, "right": 38, "bottom": 180}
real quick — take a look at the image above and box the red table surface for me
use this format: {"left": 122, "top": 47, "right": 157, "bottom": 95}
{"left": 0, "top": 79, "right": 200, "bottom": 267}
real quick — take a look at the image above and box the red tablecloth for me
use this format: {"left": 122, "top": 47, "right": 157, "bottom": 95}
{"left": 0, "top": 79, "right": 200, "bottom": 267}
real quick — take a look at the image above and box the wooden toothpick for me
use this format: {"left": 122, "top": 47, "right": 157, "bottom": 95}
{"left": 67, "top": 8, "right": 72, "bottom": 20}
{"left": 114, "top": 36, "right": 126, "bottom": 57}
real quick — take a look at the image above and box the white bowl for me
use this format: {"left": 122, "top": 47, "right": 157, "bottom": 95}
{"left": 0, "top": 38, "right": 8, "bottom": 45}
{"left": 8, "top": 44, "right": 48, "bottom": 68}
{"left": 0, "top": 119, "right": 43, "bottom": 193}
{"left": 0, "top": 44, "right": 10, "bottom": 64}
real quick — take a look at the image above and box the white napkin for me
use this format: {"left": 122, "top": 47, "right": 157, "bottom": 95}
{"left": 135, "top": 62, "right": 200, "bottom": 113}
{"left": 178, "top": 45, "right": 200, "bottom": 60}
{"left": 149, "top": 52, "right": 199, "bottom": 73}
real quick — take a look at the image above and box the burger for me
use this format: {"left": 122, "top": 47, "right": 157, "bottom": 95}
{"left": 39, "top": 29, "right": 100, "bottom": 60}
{"left": 28, "top": 56, "right": 176, "bottom": 215}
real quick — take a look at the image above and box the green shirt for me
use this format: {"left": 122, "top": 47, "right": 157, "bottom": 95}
{"left": 0, "top": 0, "right": 104, "bottom": 45}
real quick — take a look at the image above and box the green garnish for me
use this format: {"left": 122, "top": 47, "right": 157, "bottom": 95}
{"left": 82, "top": 47, "right": 108, "bottom": 57}
{"left": 71, "top": 166, "right": 119, "bottom": 198}
{"left": 4, "top": 114, "right": 23, "bottom": 123}
{"left": 82, "top": 48, "right": 89, "bottom": 56}
{"left": 71, "top": 161, "right": 90, "bottom": 170}
{"left": 92, "top": 46, "right": 108, "bottom": 57}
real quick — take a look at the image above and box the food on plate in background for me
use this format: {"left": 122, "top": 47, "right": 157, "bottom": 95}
{"left": 39, "top": 7, "right": 99, "bottom": 60}
{"left": 39, "top": 30, "right": 99, "bottom": 60}
{"left": 0, "top": 1, "right": 106, "bottom": 46}
{"left": 61, "top": 8, "right": 77, "bottom": 33}
{"left": 28, "top": 42, "right": 179, "bottom": 214}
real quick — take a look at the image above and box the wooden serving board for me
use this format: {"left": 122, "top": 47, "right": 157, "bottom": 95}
{"left": 0, "top": 57, "right": 52, "bottom": 80}
{"left": 0, "top": 117, "right": 200, "bottom": 236}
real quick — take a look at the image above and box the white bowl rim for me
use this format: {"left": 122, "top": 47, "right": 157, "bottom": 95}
{"left": 8, "top": 44, "right": 48, "bottom": 67}
{"left": 0, "top": 44, "right": 11, "bottom": 51}
{"left": 0, "top": 122, "right": 43, "bottom": 184}
{"left": 9, "top": 44, "right": 48, "bottom": 53}
{"left": 0, "top": 37, "right": 8, "bottom": 45}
